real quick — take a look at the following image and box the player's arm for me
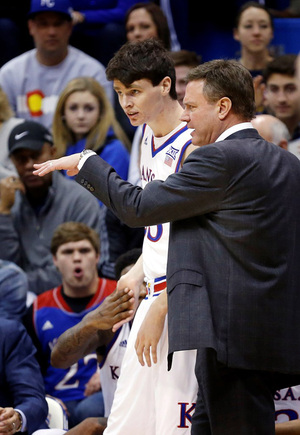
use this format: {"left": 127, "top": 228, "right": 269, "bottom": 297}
{"left": 135, "top": 290, "right": 168, "bottom": 367}
{"left": 51, "top": 319, "right": 110, "bottom": 370}
{"left": 113, "top": 254, "right": 145, "bottom": 331}
{"left": 275, "top": 419, "right": 300, "bottom": 434}
{"left": 51, "top": 288, "right": 134, "bottom": 369}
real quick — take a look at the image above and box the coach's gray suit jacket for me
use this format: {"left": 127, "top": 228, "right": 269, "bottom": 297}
{"left": 77, "top": 129, "right": 300, "bottom": 375}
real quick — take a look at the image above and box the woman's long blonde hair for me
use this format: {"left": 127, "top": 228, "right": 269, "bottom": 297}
{"left": 53, "top": 76, "right": 131, "bottom": 157}
{"left": 0, "top": 87, "right": 13, "bottom": 122}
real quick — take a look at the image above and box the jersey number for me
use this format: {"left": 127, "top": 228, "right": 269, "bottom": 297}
{"left": 145, "top": 224, "right": 163, "bottom": 242}
{"left": 55, "top": 354, "right": 97, "bottom": 390}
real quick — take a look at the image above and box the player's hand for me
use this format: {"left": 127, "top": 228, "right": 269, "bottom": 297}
{"left": 33, "top": 153, "right": 81, "bottom": 177}
{"left": 112, "top": 277, "right": 141, "bottom": 332}
{"left": 112, "top": 254, "right": 145, "bottom": 332}
{"left": 85, "top": 287, "right": 134, "bottom": 331}
{"left": 135, "top": 291, "right": 167, "bottom": 367}
{"left": 0, "top": 176, "right": 25, "bottom": 214}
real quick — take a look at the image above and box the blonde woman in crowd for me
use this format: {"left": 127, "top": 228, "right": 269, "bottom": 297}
{"left": 52, "top": 76, "right": 130, "bottom": 182}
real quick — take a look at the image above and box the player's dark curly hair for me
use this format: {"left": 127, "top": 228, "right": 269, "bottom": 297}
{"left": 106, "top": 39, "right": 177, "bottom": 100}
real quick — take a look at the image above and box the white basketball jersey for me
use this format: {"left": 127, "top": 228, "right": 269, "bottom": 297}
{"left": 140, "top": 122, "right": 192, "bottom": 279}
{"left": 275, "top": 385, "right": 300, "bottom": 423}
{"left": 99, "top": 322, "right": 131, "bottom": 417}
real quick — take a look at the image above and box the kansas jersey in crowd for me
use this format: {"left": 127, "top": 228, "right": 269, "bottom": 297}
{"left": 24, "top": 278, "right": 115, "bottom": 402}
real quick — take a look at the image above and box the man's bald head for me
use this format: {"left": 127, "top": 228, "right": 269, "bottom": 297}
{"left": 252, "top": 114, "right": 290, "bottom": 149}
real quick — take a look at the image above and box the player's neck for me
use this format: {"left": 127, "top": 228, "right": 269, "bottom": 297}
{"left": 149, "top": 100, "right": 184, "bottom": 138}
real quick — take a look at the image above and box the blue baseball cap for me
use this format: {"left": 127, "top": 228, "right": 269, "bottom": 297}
{"left": 28, "top": 0, "right": 73, "bottom": 20}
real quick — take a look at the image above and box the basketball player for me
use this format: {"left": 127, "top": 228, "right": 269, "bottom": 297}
{"left": 33, "top": 39, "right": 198, "bottom": 434}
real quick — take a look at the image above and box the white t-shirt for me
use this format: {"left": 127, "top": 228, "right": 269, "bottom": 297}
{"left": 0, "top": 46, "right": 112, "bottom": 130}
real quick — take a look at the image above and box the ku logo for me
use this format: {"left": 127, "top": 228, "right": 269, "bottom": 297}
{"left": 178, "top": 402, "right": 196, "bottom": 428}
{"left": 110, "top": 365, "right": 120, "bottom": 380}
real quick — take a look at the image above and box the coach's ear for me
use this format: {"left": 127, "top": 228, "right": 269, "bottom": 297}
{"left": 278, "top": 139, "right": 288, "bottom": 150}
{"left": 217, "top": 97, "right": 232, "bottom": 120}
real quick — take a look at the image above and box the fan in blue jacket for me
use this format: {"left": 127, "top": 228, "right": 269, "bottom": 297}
{"left": 0, "top": 318, "right": 48, "bottom": 434}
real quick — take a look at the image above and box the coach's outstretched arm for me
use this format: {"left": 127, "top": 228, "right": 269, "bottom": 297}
{"left": 33, "top": 146, "right": 224, "bottom": 229}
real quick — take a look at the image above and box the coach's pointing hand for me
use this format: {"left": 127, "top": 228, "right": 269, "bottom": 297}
{"left": 33, "top": 153, "right": 81, "bottom": 177}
